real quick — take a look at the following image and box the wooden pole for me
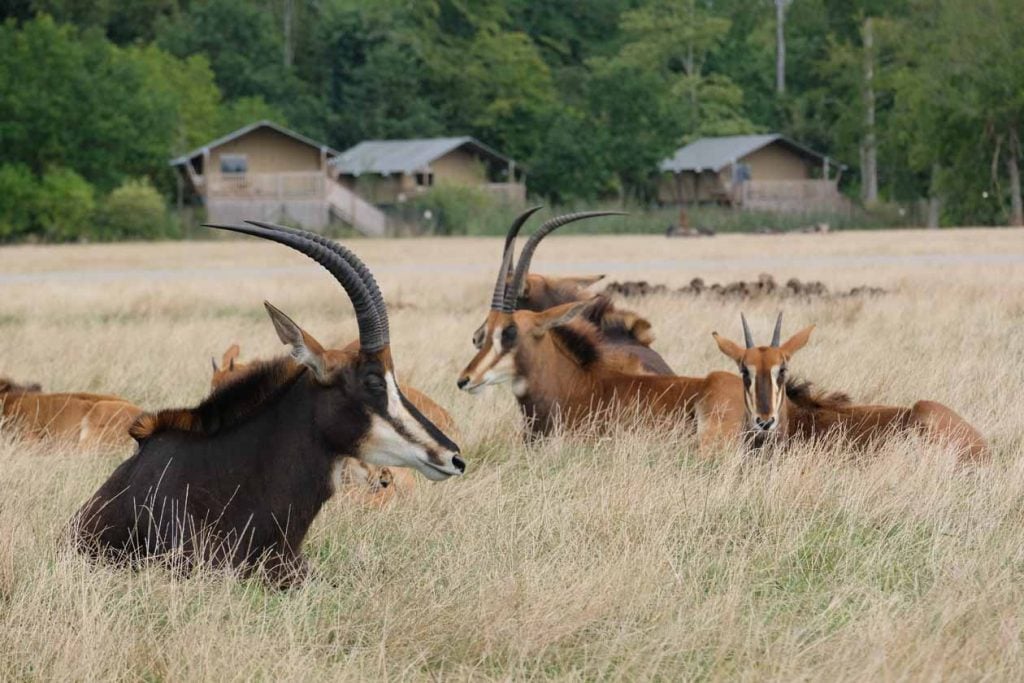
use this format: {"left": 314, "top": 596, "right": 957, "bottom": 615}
{"left": 775, "top": 0, "right": 786, "bottom": 94}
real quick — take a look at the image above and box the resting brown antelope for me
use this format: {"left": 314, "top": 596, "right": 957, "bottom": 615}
{"left": 209, "top": 344, "right": 247, "bottom": 389}
{"left": 713, "top": 313, "right": 988, "bottom": 461}
{"left": 457, "top": 213, "right": 746, "bottom": 444}
{"left": 73, "top": 222, "right": 465, "bottom": 586}
{"left": 1, "top": 377, "right": 141, "bottom": 450}
{"left": 519, "top": 272, "right": 604, "bottom": 311}
{"left": 470, "top": 207, "right": 672, "bottom": 376}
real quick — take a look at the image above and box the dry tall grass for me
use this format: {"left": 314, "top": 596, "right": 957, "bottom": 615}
{"left": 0, "top": 229, "right": 1022, "bottom": 680}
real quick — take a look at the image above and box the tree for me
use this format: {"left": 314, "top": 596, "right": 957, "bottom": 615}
{"left": 0, "top": 16, "right": 177, "bottom": 191}
{"left": 156, "top": 0, "right": 323, "bottom": 137}
{"left": 775, "top": 0, "right": 787, "bottom": 94}
{"left": 891, "top": 0, "right": 1024, "bottom": 225}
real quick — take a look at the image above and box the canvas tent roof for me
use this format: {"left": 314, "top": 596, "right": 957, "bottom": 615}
{"left": 331, "top": 136, "right": 513, "bottom": 176}
{"left": 659, "top": 134, "right": 832, "bottom": 173}
{"left": 169, "top": 120, "right": 339, "bottom": 166}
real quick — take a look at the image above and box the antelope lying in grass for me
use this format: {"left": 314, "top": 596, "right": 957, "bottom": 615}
{"left": 457, "top": 213, "right": 746, "bottom": 444}
{"left": 73, "top": 222, "right": 464, "bottom": 586}
{"left": 0, "top": 377, "right": 141, "bottom": 450}
{"left": 471, "top": 207, "right": 672, "bottom": 375}
{"left": 713, "top": 314, "right": 988, "bottom": 461}
{"left": 209, "top": 344, "right": 246, "bottom": 389}
{"left": 519, "top": 272, "right": 604, "bottom": 311}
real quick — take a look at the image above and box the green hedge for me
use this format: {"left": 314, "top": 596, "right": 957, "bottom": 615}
{"left": 392, "top": 189, "right": 919, "bottom": 237}
{"left": 0, "top": 167, "right": 175, "bottom": 242}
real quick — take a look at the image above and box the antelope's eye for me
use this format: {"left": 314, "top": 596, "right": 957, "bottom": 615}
{"left": 472, "top": 327, "right": 485, "bottom": 349}
{"left": 364, "top": 373, "right": 386, "bottom": 393}
{"left": 501, "top": 325, "right": 518, "bottom": 347}
{"left": 740, "top": 367, "right": 751, "bottom": 386}
{"left": 778, "top": 366, "right": 787, "bottom": 381}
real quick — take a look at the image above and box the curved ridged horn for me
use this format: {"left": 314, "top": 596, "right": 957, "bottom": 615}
{"left": 244, "top": 219, "right": 389, "bottom": 346}
{"left": 741, "top": 313, "right": 755, "bottom": 349}
{"left": 491, "top": 206, "right": 543, "bottom": 311}
{"left": 505, "top": 211, "right": 626, "bottom": 311}
{"left": 204, "top": 223, "right": 387, "bottom": 352}
{"left": 771, "top": 312, "right": 784, "bottom": 348}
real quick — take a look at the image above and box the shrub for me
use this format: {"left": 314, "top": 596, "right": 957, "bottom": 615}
{"left": 96, "top": 178, "right": 176, "bottom": 240}
{"left": 404, "top": 186, "right": 506, "bottom": 235}
{"left": 34, "top": 167, "right": 96, "bottom": 241}
{"left": 0, "top": 164, "right": 40, "bottom": 241}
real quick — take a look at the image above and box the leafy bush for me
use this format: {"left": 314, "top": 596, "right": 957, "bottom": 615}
{"left": 95, "top": 178, "right": 175, "bottom": 240}
{"left": 34, "top": 167, "right": 96, "bottom": 241}
{"left": 0, "top": 164, "right": 40, "bottom": 241}
{"left": 404, "top": 186, "right": 508, "bottom": 236}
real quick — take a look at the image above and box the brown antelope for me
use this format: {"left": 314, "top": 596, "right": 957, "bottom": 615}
{"left": 712, "top": 313, "right": 988, "bottom": 461}
{"left": 519, "top": 272, "right": 605, "bottom": 311}
{"left": 0, "top": 377, "right": 41, "bottom": 394}
{"left": 1, "top": 377, "right": 141, "bottom": 450}
{"left": 74, "top": 222, "right": 464, "bottom": 586}
{"left": 471, "top": 207, "right": 672, "bottom": 375}
{"left": 457, "top": 213, "right": 746, "bottom": 445}
{"left": 209, "top": 344, "right": 247, "bottom": 389}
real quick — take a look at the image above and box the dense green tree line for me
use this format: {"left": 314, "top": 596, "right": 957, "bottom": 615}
{"left": 0, "top": 0, "right": 1022, "bottom": 238}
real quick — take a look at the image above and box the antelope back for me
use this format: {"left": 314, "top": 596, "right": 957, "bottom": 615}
{"left": 519, "top": 273, "right": 603, "bottom": 311}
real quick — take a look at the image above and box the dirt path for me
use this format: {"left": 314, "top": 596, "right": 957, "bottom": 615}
{"left": 1, "top": 250, "right": 1021, "bottom": 285}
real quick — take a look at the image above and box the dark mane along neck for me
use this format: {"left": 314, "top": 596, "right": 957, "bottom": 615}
{"left": 784, "top": 379, "right": 851, "bottom": 412}
{"left": 548, "top": 323, "right": 602, "bottom": 368}
{"left": 130, "top": 358, "right": 307, "bottom": 441}
{"left": 582, "top": 295, "right": 654, "bottom": 346}
{"left": 0, "top": 377, "right": 41, "bottom": 395}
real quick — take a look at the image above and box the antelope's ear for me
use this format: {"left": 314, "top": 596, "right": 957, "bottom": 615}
{"left": 566, "top": 274, "right": 605, "bottom": 289}
{"left": 520, "top": 273, "right": 539, "bottom": 298}
{"left": 533, "top": 300, "right": 589, "bottom": 337}
{"left": 222, "top": 343, "right": 241, "bottom": 370}
{"left": 264, "top": 301, "right": 327, "bottom": 378}
{"left": 781, "top": 325, "right": 814, "bottom": 356}
{"left": 712, "top": 332, "right": 746, "bottom": 362}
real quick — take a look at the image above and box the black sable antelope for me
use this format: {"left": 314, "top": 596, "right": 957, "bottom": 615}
{"left": 72, "top": 223, "right": 465, "bottom": 586}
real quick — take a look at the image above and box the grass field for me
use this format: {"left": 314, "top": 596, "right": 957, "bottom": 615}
{"left": 1, "top": 228, "right": 1023, "bottom": 680}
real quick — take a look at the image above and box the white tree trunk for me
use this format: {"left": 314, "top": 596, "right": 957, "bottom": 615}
{"left": 283, "top": 0, "right": 294, "bottom": 68}
{"left": 861, "top": 17, "right": 878, "bottom": 205}
{"left": 775, "top": 0, "right": 786, "bottom": 94}
{"left": 1008, "top": 128, "right": 1023, "bottom": 226}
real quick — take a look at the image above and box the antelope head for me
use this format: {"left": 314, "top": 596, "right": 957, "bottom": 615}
{"left": 713, "top": 313, "right": 814, "bottom": 434}
{"left": 206, "top": 221, "right": 466, "bottom": 481}
{"left": 518, "top": 273, "right": 605, "bottom": 312}
{"left": 210, "top": 343, "right": 247, "bottom": 389}
{"left": 460, "top": 208, "right": 622, "bottom": 393}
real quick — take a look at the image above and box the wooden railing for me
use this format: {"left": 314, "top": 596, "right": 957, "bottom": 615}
{"left": 745, "top": 180, "right": 840, "bottom": 201}
{"left": 325, "top": 179, "right": 387, "bottom": 237}
{"left": 478, "top": 182, "right": 527, "bottom": 203}
{"left": 207, "top": 172, "right": 325, "bottom": 199}
{"left": 738, "top": 179, "right": 850, "bottom": 212}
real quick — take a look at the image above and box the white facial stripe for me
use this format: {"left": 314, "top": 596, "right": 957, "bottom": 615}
{"left": 482, "top": 351, "right": 516, "bottom": 385}
{"left": 771, "top": 364, "right": 783, "bottom": 414}
{"left": 467, "top": 328, "right": 514, "bottom": 387}
{"left": 362, "top": 415, "right": 454, "bottom": 481}
{"left": 384, "top": 372, "right": 434, "bottom": 445}
{"left": 362, "top": 415, "right": 420, "bottom": 468}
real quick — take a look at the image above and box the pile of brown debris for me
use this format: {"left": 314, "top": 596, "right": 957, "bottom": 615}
{"left": 604, "top": 274, "right": 887, "bottom": 300}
